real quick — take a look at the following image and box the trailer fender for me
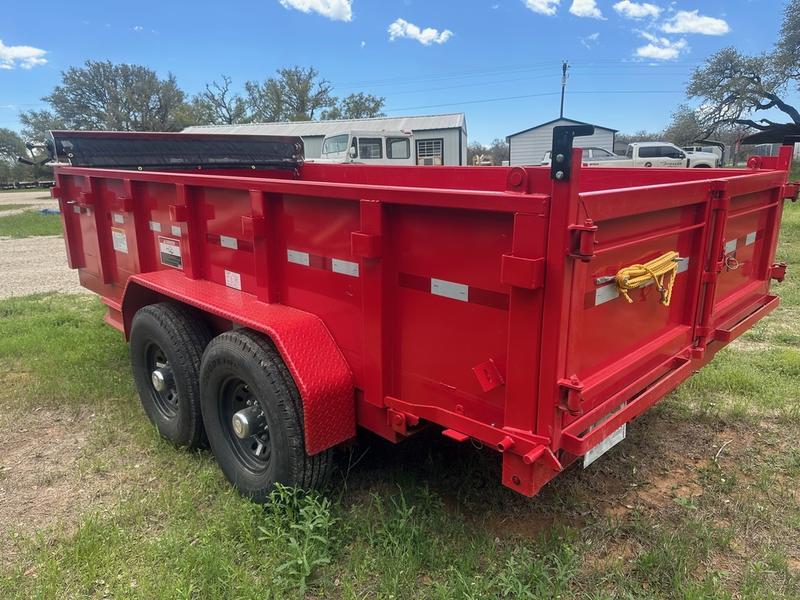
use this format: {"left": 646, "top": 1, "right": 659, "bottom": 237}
{"left": 120, "top": 275, "right": 356, "bottom": 455}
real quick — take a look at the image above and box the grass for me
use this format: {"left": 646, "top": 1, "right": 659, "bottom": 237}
{"left": 0, "top": 198, "right": 799, "bottom": 598}
{"left": 0, "top": 203, "right": 34, "bottom": 212}
{"left": 0, "top": 210, "right": 63, "bottom": 238}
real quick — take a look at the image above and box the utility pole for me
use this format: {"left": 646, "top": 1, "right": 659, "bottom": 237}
{"left": 559, "top": 61, "right": 569, "bottom": 118}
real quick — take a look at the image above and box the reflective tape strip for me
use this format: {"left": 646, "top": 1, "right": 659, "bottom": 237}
{"left": 112, "top": 213, "right": 125, "bottom": 224}
{"left": 287, "top": 249, "right": 310, "bottom": 266}
{"left": 398, "top": 273, "right": 509, "bottom": 310}
{"left": 171, "top": 225, "right": 182, "bottom": 237}
{"left": 431, "top": 278, "right": 468, "bottom": 302}
{"left": 331, "top": 258, "right": 359, "bottom": 277}
{"left": 149, "top": 221, "right": 162, "bottom": 232}
{"left": 745, "top": 231, "right": 757, "bottom": 246}
{"left": 220, "top": 235, "right": 239, "bottom": 250}
{"left": 724, "top": 239, "right": 738, "bottom": 253}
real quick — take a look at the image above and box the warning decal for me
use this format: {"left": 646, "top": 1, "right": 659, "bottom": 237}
{"left": 111, "top": 227, "right": 128, "bottom": 254}
{"left": 158, "top": 236, "right": 182, "bottom": 269}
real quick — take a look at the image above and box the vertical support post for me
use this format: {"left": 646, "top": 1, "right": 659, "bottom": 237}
{"left": 244, "top": 190, "right": 281, "bottom": 303}
{"left": 53, "top": 173, "right": 85, "bottom": 269}
{"left": 536, "top": 147, "right": 585, "bottom": 450}
{"left": 172, "top": 183, "right": 204, "bottom": 279}
{"left": 87, "top": 177, "right": 116, "bottom": 285}
{"left": 353, "top": 199, "right": 386, "bottom": 407}
{"left": 695, "top": 180, "right": 729, "bottom": 351}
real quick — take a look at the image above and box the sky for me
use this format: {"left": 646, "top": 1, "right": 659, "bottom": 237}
{"left": 0, "top": 0, "right": 791, "bottom": 144}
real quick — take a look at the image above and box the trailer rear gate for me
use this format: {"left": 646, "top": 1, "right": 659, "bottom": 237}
{"left": 50, "top": 129, "right": 798, "bottom": 498}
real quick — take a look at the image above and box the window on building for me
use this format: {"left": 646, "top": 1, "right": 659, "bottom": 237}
{"left": 387, "top": 137, "right": 411, "bottom": 159}
{"left": 416, "top": 138, "right": 444, "bottom": 165}
{"left": 358, "top": 138, "right": 383, "bottom": 159}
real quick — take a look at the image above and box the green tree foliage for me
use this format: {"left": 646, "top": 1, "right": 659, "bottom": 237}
{"left": 20, "top": 60, "right": 187, "bottom": 134}
{"left": 186, "top": 75, "right": 250, "bottom": 125}
{"left": 467, "top": 138, "right": 509, "bottom": 165}
{"left": 687, "top": 0, "right": 800, "bottom": 134}
{"left": 245, "top": 66, "right": 335, "bottom": 122}
{"left": 322, "top": 92, "right": 385, "bottom": 120}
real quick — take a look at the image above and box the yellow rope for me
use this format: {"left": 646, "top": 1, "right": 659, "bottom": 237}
{"left": 615, "top": 251, "right": 681, "bottom": 306}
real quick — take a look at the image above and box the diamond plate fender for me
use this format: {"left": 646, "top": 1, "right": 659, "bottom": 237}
{"left": 120, "top": 270, "right": 355, "bottom": 454}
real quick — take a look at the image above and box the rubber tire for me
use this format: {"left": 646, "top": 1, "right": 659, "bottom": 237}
{"left": 200, "top": 329, "right": 332, "bottom": 502}
{"left": 130, "top": 302, "right": 213, "bottom": 448}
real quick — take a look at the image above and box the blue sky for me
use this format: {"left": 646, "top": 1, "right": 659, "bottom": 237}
{"left": 0, "top": 0, "right": 790, "bottom": 143}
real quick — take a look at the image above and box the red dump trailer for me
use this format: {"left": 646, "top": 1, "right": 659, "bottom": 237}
{"left": 49, "top": 128, "right": 798, "bottom": 500}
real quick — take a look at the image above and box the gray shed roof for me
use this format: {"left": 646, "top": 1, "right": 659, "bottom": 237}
{"left": 507, "top": 117, "right": 618, "bottom": 139}
{"left": 184, "top": 113, "right": 467, "bottom": 137}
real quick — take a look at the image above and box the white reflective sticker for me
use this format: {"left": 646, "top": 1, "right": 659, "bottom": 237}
{"left": 224, "top": 270, "right": 242, "bottom": 290}
{"left": 220, "top": 235, "right": 239, "bottom": 250}
{"left": 584, "top": 423, "right": 627, "bottom": 468}
{"left": 73, "top": 205, "right": 81, "bottom": 214}
{"left": 113, "top": 213, "right": 124, "bottom": 224}
{"left": 331, "top": 258, "right": 359, "bottom": 277}
{"left": 745, "top": 231, "right": 757, "bottom": 246}
{"left": 171, "top": 225, "right": 182, "bottom": 237}
{"left": 725, "top": 239, "right": 738, "bottom": 253}
{"left": 287, "top": 249, "right": 310, "bottom": 266}
{"left": 149, "top": 221, "right": 162, "bottom": 232}
{"left": 431, "top": 278, "right": 468, "bottom": 302}
{"left": 676, "top": 257, "right": 690, "bottom": 274}
{"left": 111, "top": 227, "right": 128, "bottom": 254}
{"left": 595, "top": 284, "right": 619, "bottom": 305}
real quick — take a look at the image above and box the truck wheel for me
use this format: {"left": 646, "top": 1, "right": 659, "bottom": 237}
{"left": 129, "top": 302, "right": 212, "bottom": 448}
{"left": 200, "top": 330, "right": 332, "bottom": 502}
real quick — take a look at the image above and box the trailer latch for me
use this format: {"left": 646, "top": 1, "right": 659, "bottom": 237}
{"left": 568, "top": 219, "right": 598, "bottom": 262}
{"left": 770, "top": 262, "right": 788, "bottom": 282}
{"left": 558, "top": 376, "right": 584, "bottom": 416}
{"left": 500, "top": 255, "right": 544, "bottom": 289}
{"left": 550, "top": 124, "right": 595, "bottom": 181}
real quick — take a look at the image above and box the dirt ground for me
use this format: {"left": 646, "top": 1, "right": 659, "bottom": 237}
{"left": 0, "top": 190, "right": 85, "bottom": 298}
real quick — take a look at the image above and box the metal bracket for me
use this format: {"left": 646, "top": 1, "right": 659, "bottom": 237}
{"left": 500, "top": 255, "right": 545, "bottom": 289}
{"left": 558, "top": 375, "right": 584, "bottom": 416}
{"left": 568, "top": 219, "right": 598, "bottom": 262}
{"left": 550, "top": 124, "right": 595, "bottom": 181}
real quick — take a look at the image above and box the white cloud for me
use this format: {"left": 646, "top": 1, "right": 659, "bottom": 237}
{"left": 388, "top": 18, "right": 453, "bottom": 45}
{"left": 613, "top": 0, "right": 661, "bottom": 19}
{"left": 635, "top": 31, "right": 687, "bottom": 60}
{"left": 0, "top": 39, "right": 47, "bottom": 70}
{"left": 360, "top": 40, "right": 366, "bottom": 48}
{"left": 581, "top": 31, "right": 600, "bottom": 48}
{"left": 662, "top": 10, "right": 729, "bottom": 35}
{"left": 279, "top": 0, "right": 352, "bottom": 22}
{"left": 133, "top": 25, "right": 144, "bottom": 32}
{"left": 523, "top": 0, "right": 560, "bottom": 16}
{"left": 570, "top": 0, "right": 604, "bottom": 19}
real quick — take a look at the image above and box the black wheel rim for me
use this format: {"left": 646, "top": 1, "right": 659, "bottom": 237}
{"left": 219, "top": 376, "right": 271, "bottom": 474}
{"left": 145, "top": 342, "right": 179, "bottom": 419}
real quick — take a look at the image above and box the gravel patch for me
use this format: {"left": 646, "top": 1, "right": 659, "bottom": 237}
{"left": 0, "top": 236, "right": 86, "bottom": 299}
{"left": 0, "top": 191, "right": 58, "bottom": 218}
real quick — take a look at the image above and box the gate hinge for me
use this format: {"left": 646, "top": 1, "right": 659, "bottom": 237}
{"left": 558, "top": 376, "right": 584, "bottom": 416}
{"left": 770, "top": 262, "right": 788, "bottom": 282}
{"left": 782, "top": 183, "right": 799, "bottom": 202}
{"left": 568, "top": 219, "right": 598, "bottom": 263}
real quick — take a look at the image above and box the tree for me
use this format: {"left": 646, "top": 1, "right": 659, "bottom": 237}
{"left": 188, "top": 75, "right": 249, "bottom": 125}
{"left": 662, "top": 105, "right": 704, "bottom": 146}
{"left": 20, "top": 60, "right": 188, "bottom": 133}
{"left": 245, "top": 66, "right": 335, "bottom": 121}
{"left": 18, "top": 110, "right": 66, "bottom": 142}
{"left": 322, "top": 93, "right": 385, "bottom": 120}
{"left": 467, "top": 138, "right": 509, "bottom": 165}
{"left": 687, "top": 1, "right": 800, "bottom": 134}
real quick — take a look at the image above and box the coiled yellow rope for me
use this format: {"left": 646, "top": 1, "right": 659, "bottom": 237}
{"left": 615, "top": 251, "right": 681, "bottom": 306}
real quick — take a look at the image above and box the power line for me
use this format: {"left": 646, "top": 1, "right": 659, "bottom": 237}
{"left": 384, "top": 90, "right": 683, "bottom": 113}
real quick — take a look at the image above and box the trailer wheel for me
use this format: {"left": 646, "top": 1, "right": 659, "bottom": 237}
{"left": 129, "top": 302, "right": 212, "bottom": 448}
{"left": 200, "top": 329, "right": 332, "bottom": 502}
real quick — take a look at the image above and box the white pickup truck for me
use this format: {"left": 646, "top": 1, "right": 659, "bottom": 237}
{"left": 586, "top": 142, "right": 719, "bottom": 169}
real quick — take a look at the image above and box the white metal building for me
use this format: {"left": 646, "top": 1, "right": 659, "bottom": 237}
{"left": 507, "top": 117, "right": 617, "bottom": 166}
{"left": 184, "top": 113, "right": 468, "bottom": 165}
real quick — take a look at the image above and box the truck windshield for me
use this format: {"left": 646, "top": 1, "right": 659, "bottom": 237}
{"left": 322, "top": 135, "right": 348, "bottom": 155}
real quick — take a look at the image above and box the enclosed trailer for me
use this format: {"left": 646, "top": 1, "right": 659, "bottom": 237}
{"left": 48, "top": 128, "right": 797, "bottom": 500}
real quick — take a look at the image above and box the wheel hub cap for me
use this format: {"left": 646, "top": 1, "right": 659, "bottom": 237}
{"left": 151, "top": 367, "right": 173, "bottom": 392}
{"left": 232, "top": 405, "right": 265, "bottom": 439}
